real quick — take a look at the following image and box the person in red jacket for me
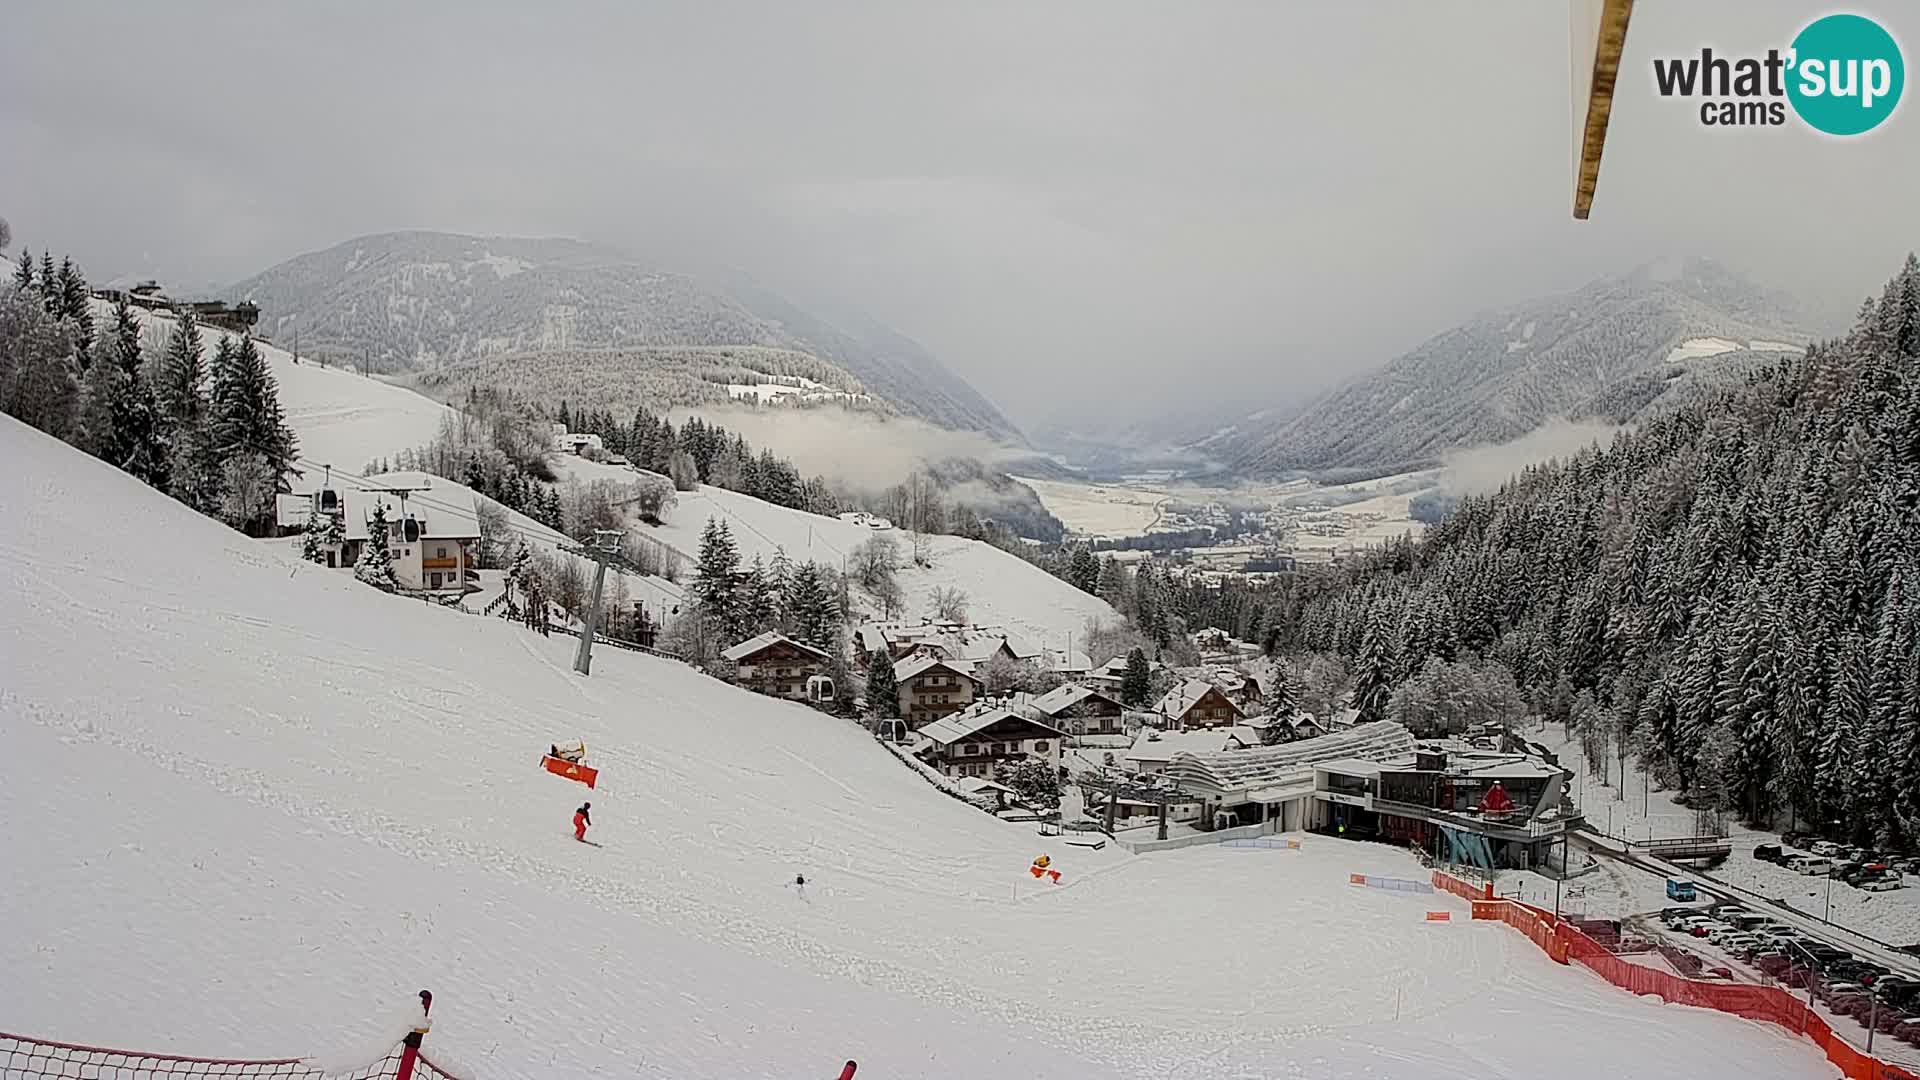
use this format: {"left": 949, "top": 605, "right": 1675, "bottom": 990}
{"left": 573, "top": 801, "right": 592, "bottom": 842}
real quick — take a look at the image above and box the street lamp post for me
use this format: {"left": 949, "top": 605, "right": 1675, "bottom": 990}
{"left": 1554, "top": 832, "right": 1567, "bottom": 920}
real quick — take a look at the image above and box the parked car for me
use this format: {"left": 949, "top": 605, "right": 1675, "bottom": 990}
{"left": 1798, "top": 857, "right": 1837, "bottom": 876}
{"left": 1754, "top": 843, "right": 1784, "bottom": 863}
{"left": 1863, "top": 874, "right": 1904, "bottom": 892}
{"left": 1813, "top": 840, "right": 1846, "bottom": 858}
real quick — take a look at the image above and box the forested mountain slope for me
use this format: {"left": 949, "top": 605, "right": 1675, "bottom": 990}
{"left": 226, "top": 231, "right": 1020, "bottom": 437}
{"left": 1288, "top": 257, "right": 1920, "bottom": 843}
{"left": 1217, "top": 257, "right": 1819, "bottom": 478}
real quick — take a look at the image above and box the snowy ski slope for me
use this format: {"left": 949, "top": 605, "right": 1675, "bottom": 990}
{"left": 0, "top": 415, "right": 1831, "bottom": 1079}
{"left": 559, "top": 454, "right": 1118, "bottom": 649}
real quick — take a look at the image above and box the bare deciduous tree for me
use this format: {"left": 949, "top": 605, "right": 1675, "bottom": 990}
{"left": 929, "top": 586, "right": 969, "bottom": 623}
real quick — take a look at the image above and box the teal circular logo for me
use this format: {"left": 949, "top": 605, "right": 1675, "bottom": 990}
{"left": 1787, "top": 14, "right": 1904, "bottom": 135}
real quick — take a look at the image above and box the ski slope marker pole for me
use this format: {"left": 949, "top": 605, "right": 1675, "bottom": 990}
{"left": 838, "top": 1061, "right": 857, "bottom": 1079}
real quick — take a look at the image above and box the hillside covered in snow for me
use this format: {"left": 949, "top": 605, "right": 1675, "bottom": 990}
{"left": 224, "top": 231, "right": 1022, "bottom": 440}
{"left": 0, "top": 414, "right": 1828, "bottom": 1079}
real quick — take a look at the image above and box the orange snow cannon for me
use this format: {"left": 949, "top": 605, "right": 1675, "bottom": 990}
{"left": 541, "top": 754, "right": 598, "bottom": 789}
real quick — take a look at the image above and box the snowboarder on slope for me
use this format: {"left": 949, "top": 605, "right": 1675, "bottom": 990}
{"left": 791, "top": 873, "right": 808, "bottom": 901}
{"left": 574, "top": 801, "right": 592, "bottom": 842}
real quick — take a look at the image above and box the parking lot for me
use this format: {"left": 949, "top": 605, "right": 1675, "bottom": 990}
{"left": 1622, "top": 886, "right": 1920, "bottom": 1065}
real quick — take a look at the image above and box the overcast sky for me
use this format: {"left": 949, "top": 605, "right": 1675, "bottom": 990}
{"left": 4, "top": 1, "right": 1916, "bottom": 433}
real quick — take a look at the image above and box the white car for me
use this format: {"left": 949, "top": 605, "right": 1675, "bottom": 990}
{"left": 1861, "top": 876, "right": 1902, "bottom": 892}
{"left": 1812, "top": 841, "right": 1845, "bottom": 858}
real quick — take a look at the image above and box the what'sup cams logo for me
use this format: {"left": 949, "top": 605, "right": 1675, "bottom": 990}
{"left": 1653, "top": 13, "right": 1904, "bottom": 135}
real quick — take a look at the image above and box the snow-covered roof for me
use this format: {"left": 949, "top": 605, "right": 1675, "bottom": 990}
{"left": 919, "top": 708, "right": 1064, "bottom": 747}
{"left": 854, "top": 626, "right": 891, "bottom": 654}
{"left": 1125, "top": 727, "right": 1242, "bottom": 764}
{"left": 1057, "top": 649, "right": 1093, "bottom": 672}
{"left": 1164, "top": 721, "right": 1416, "bottom": 799}
{"left": 894, "top": 654, "right": 975, "bottom": 683}
{"left": 957, "top": 777, "right": 1015, "bottom": 796}
{"left": 1029, "top": 684, "right": 1124, "bottom": 717}
{"left": 1313, "top": 757, "right": 1385, "bottom": 779}
{"left": 721, "top": 631, "right": 829, "bottom": 663}
{"left": 1156, "top": 678, "right": 1243, "bottom": 722}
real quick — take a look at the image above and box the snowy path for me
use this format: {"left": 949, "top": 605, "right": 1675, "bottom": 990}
{"left": 0, "top": 416, "right": 1834, "bottom": 1079}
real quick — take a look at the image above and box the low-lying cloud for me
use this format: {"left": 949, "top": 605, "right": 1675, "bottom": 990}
{"left": 1438, "top": 418, "right": 1622, "bottom": 496}
{"left": 668, "top": 405, "right": 1026, "bottom": 492}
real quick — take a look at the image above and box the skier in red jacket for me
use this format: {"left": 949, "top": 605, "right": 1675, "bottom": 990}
{"left": 573, "top": 801, "right": 592, "bottom": 842}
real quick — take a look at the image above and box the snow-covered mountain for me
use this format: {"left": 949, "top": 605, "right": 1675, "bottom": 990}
{"left": 0, "top": 413, "right": 1824, "bottom": 1079}
{"left": 224, "top": 231, "right": 1022, "bottom": 440}
{"left": 1191, "top": 258, "right": 1821, "bottom": 480}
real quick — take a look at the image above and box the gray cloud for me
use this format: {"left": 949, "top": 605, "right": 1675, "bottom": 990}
{"left": 5, "top": 1, "right": 1915, "bottom": 434}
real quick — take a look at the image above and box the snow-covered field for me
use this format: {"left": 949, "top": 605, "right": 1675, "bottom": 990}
{"left": 1662, "top": 337, "right": 1742, "bottom": 363}
{"left": 0, "top": 415, "right": 1838, "bottom": 1078}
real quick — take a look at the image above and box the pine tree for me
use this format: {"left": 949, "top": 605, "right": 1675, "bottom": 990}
{"left": 1097, "top": 555, "right": 1128, "bottom": 612}
{"left": 1121, "top": 647, "right": 1152, "bottom": 706}
{"left": 301, "top": 506, "right": 332, "bottom": 563}
{"left": 37, "top": 252, "right": 56, "bottom": 312}
{"left": 867, "top": 649, "right": 899, "bottom": 719}
{"left": 208, "top": 334, "right": 298, "bottom": 522}
{"left": 1068, "top": 547, "right": 1100, "bottom": 595}
{"left": 767, "top": 546, "right": 794, "bottom": 630}
{"left": 55, "top": 257, "right": 92, "bottom": 364}
{"left": 736, "top": 554, "right": 773, "bottom": 638}
{"left": 13, "top": 250, "right": 32, "bottom": 290}
{"left": 787, "top": 563, "right": 838, "bottom": 651}
{"left": 156, "top": 311, "right": 207, "bottom": 433}
{"left": 1268, "top": 663, "right": 1298, "bottom": 718}
{"left": 355, "top": 502, "right": 399, "bottom": 590}
{"left": 110, "top": 300, "right": 142, "bottom": 377}
{"left": 75, "top": 355, "right": 124, "bottom": 462}
{"left": 691, "top": 517, "right": 740, "bottom": 633}
{"left": 0, "top": 286, "right": 81, "bottom": 441}
{"left": 1351, "top": 610, "right": 1397, "bottom": 724}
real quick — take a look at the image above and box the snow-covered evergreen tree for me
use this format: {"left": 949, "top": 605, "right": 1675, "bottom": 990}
{"left": 355, "top": 502, "right": 399, "bottom": 591}
{"left": 867, "top": 649, "right": 898, "bottom": 719}
{"left": 736, "top": 554, "right": 773, "bottom": 639}
{"left": 1120, "top": 647, "right": 1152, "bottom": 707}
{"left": 691, "top": 517, "right": 739, "bottom": 635}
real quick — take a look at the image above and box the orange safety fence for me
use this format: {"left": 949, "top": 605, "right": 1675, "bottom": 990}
{"left": 1425, "top": 911, "right": 1451, "bottom": 922}
{"left": 1460, "top": 891, "right": 1920, "bottom": 1080}
{"left": 1430, "top": 869, "right": 1493, "bottom": 902}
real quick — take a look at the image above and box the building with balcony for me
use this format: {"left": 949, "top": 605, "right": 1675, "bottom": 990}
{"left": 721, "top": 631, "right": 831, "bottom": 701}
{"left": 894, "top": 655, "right": 978, "bottom": 728}
{"left": 1311, "top": 748, "right": 1576, "bottom": 870}
{"left": 915, "top": 707, "right": 1065, "bottom": 781}
{"left": 277, "top": 473, "right": 479, "bottom": 594}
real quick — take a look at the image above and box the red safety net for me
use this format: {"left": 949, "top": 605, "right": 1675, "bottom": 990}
{"left": 0, "top": 1034, "right": 465, "bottom": 1080}
{"left": 1454, "top": 895, "right": 1920, "bottom": 1080}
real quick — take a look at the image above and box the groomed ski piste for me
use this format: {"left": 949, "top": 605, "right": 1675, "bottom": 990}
{"left": 0, "top": 414, "right": 1836, "bottom": 1078}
